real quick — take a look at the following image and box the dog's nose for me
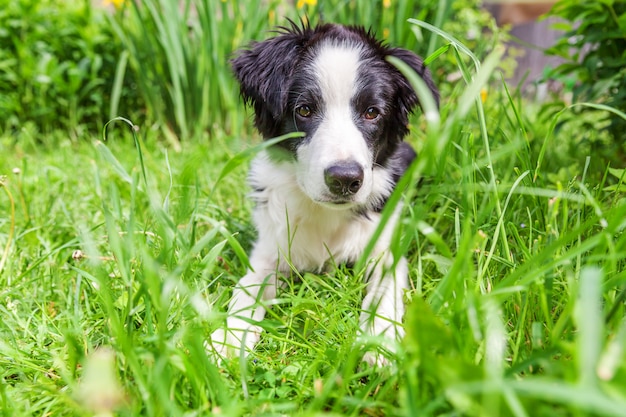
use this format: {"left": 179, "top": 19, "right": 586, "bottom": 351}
{"left": 324, "top": 161, "right": 364, "bottom": 196}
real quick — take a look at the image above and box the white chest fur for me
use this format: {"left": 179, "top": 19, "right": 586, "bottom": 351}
{"left": 248, "top": 151, "right": 386, "bottom": 272}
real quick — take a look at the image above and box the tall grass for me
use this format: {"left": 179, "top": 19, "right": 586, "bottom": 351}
{"left": 394, "top": 18, "right": 626, "bottom": 415}
{"left": 108, "top": 0, "right": 280, "bottom": 144}
{"left": 1, "top": 10, "right": 626, "bottom": 417}
{"left": 106, "top": 0, "right": 499, "bottom": 144}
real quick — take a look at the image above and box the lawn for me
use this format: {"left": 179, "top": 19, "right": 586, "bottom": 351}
{"left": 2, "top": 1, "right": 626, "bottom": 416}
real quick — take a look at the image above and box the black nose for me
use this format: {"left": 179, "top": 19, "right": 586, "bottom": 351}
{"left": 324, "top": 161, "right": 364, "bottom": 196}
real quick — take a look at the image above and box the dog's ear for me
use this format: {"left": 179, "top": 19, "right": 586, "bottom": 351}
{"left": 231, "top": 28, "right": 307, "bottom": 137}
{"left": 387, "top": 47, "right": 439, "bottom": 118}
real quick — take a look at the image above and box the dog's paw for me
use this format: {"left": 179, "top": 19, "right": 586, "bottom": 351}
{"left": 207, "top": 320, "right": 261, "bottom": 361}
{"left": 362, "top": 350, "right": 392, "bottom": 367}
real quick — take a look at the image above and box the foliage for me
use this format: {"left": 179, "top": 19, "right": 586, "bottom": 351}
{"left": 107, "top": 0, "right": 283, "bottom": 144}
{"left": 0, "top": 0, "right": 507, "bottom": 143}
{"left": 296, "top": 0, "right": 497, "bottom": 55}
{"left": 0, "top": 0, "right": 138, "bottom": 137}
{"left": 0, "top": 0, "right": 506, "bottom": 142}
{"left": 546, "top": 0, "right": 626, "bottom": 150}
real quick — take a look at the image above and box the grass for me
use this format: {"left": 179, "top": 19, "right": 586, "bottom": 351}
{"left": 2, "top": 17, "right": 626, "bottom": 417}
{"left": 107, "top": 0, "right": 283, "bottom": 143}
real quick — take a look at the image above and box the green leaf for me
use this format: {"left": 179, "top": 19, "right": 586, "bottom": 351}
{"left": 93, "top": 140, "right": 132, "bottom": 184}
{"left": 576, "top": 267, "right": 605, "bottom": 387}
{"left": 608, "top": 167, "right": 625, "bottom": 179}
{"left": 212, "top": 132, "right": 304, "bottom": 191}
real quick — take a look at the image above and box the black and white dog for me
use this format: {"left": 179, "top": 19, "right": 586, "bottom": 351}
{"left": 211, "top": 22, "right": 438, "bottom": 364}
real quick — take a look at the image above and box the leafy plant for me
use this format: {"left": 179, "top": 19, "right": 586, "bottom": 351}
{"left": 296, "top": 0, "right": 501, "bottom": 59}
{"left": 546, "top": 0, "right": 626, "bottom": 151}
{"left": 0, "top": 0, "right": 136, "bottom": 136}
{"left": 107, "top": 0, "right": 281, "bottom": 144}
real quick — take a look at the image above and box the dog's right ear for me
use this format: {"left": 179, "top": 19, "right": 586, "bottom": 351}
{"left": 231, "top": 26, "right": 308, "bottom": 137}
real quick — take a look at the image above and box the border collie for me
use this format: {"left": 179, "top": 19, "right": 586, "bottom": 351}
{"left": 211, "top": 22, "right": 438, "bottom": 365}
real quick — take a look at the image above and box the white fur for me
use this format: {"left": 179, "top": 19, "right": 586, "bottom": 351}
{"left": 211, "top": 40, "right": 409, "bottom": 366}
{"left": 296, "top": 43, "right": 373, "bottom": 206}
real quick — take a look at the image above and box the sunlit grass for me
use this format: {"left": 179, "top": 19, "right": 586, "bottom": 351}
{"left": 1, "top": 13, "right": 626, "bottom": 417}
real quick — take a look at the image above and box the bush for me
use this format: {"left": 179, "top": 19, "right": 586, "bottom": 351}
{"left": 0, "top": 0, "right": 138, "bottom": 137}
{"left": 546, "top": 0, "right": 626, "bottom": 148}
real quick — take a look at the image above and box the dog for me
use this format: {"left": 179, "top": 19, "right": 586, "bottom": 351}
{"left": 211, "top": 21, "right": 438, "bottom": 365}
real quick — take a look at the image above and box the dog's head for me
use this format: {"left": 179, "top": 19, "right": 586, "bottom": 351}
{"left": 232, "top": 22, "right": 438, "bottom": 209}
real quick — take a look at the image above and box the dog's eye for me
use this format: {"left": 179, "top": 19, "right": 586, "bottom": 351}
{"left": 296, "top": 105, "right": 312, "bottom": 118}
{"left": 364, "top": 107, "right": 380, "bottom": 120}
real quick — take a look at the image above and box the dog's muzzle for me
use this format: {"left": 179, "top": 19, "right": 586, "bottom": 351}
{"left": 324, "top": 161, "right": 364, "bottom": 197}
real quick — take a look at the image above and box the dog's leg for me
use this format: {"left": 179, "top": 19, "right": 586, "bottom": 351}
{"left": 210, "top": 257, "right": 279, "bottom": 358}
{"left": 359, "top": 254, "right": 408, "bottom": 365}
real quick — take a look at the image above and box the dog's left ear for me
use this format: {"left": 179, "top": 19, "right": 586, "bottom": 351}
{"left": 387, "top": 48, "right": 439, "bottom": 117}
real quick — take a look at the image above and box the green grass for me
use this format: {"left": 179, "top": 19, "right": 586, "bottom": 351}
{"left": 2, "top": 16, "right": 626, "bottom": 417}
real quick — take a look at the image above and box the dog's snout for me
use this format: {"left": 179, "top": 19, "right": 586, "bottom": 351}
{"left": 324, "top": 161, "right": 364, "bottom": 196}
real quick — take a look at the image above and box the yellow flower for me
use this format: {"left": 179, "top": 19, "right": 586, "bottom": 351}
{"left": 268, "top": 9, "right": 276, "bottom": 26}
{"left": 297, "top": 0, "right": 317, "bottom": 8}
{"left": 383, "top": 28, "right": 390, "bottom": 39}
{"left": 383, "top": 0, "right": 391, "bottom": 8}
{"left": 103, "top": 0, "right": 125, "bottom": 9}
{"left": 480, "top": 87, "right": 488, "bottom": 103}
